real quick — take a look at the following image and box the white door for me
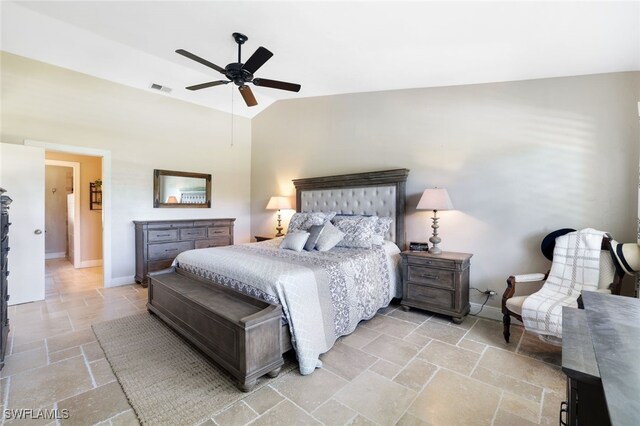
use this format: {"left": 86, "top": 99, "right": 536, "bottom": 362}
{"left": 0, "top": 143, "right": 45, "bottom": 305}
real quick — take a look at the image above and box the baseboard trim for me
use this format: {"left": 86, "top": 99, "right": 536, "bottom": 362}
{"left": 108, "top": 275, "right": 136, "bottom": 288}
{"left": 79, "top": 259, "right": 103, "bottom": 268}
{"left": 45, "top": 252, "right": 66, "bottom": 260}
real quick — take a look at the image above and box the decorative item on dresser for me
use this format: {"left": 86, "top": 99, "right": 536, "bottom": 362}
{"left": 0, "top": 188, "right": 12, "bottom": 370}
{"left": 134, "top": 219, "right": 234, "bottom": 286}
{"left": 416, "top": 188, "right": 454, "bottom": 255}
{"left": 265, "top": 196, "right": 293, "bottom": 237}
{"left": 400, "top": 250, "right": 472, "bottom": 323}
{"left": 254, "top": 235, "right": 276, "bottom": 242}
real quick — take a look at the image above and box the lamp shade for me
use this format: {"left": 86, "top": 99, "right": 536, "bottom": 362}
{"left": 166, "top": 196, "right": 178, "bottom": 204}
{"left": 416, "top": 188, "right": 453, "bottom": 211}
{"left": 266, "top": 196, "right": 293, "bottom": 210}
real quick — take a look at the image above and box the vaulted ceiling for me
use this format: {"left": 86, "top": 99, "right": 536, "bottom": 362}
{"left": 2, "top": 1, "right": 639, "bottom": 118}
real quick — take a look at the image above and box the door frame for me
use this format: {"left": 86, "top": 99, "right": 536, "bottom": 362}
{"left": 44, "top": 159, "right": 81, "bottom": 268}
{"left": 25, "top": 140, "right": 112, "bottom": 287}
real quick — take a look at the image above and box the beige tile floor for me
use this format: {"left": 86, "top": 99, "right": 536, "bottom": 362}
{"left": 2, "top": 259, "right": 565, "bottom": 425}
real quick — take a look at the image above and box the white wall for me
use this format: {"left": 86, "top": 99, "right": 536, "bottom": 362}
{"left": 252, "top": 72, "right": 640, "bottom": 307}
{"left": 1, "top": 52, "right": 252, "bottom": 285}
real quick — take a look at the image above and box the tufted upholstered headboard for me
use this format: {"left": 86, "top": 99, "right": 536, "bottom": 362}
{"left": 292, "top": 169, "right": 410, "bottom": 250}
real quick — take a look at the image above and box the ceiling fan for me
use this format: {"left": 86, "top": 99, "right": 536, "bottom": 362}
{"left": 176, "top": 32, "right": 301, "bottom": 107}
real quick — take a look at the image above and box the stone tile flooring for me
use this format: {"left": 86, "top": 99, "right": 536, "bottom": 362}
{"left": 2, "top": 259, "right": 565, "bottom": 425}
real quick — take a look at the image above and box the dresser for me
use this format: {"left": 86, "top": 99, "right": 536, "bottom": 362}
{"left": 134, "top": 218, "right": 235, "bottom": 285}
{"left": 0, "top": 188, "right": 12, "bottom": 370}
{"left": 400, "top": 250, "right": 472, "bottom": 324}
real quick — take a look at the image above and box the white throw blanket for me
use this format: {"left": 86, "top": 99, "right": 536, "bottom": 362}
{"left": 522, "top": 228, "right": 605, "bottom": 338}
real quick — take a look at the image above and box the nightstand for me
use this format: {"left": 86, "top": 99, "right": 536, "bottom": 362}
{"left": 254, "top": 235, "right": 276, "bottom": 242}
{"left": 400, "top": 250, "right": 472, "bottom": 324}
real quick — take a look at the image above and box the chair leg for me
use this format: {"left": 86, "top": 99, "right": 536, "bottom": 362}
{"left": 503, "top": 314, "right": 511, "bottom": 343}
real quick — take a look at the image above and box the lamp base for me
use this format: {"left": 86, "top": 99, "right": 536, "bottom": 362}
{"left": 428, "top": 210, "right": 443, "bottom": 255}
{"left": 428, "top": 246, "right": 442, "bottom": 255}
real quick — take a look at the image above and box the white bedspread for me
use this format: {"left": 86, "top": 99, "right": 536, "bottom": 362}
{"left": 175, "top": 239, "right": 401, "bottom": 374}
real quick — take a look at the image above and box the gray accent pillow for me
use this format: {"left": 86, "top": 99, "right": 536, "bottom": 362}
{"left": 279, "top": 231, "right": 310, "bottom": 252}
{"left": 315, "top": 222, "right": 345, "bottom": 252}
{"left": 304, "top": 224, "right": 325, "bottom": 251}
{"left": 332, "top": 215, "right": 379, "bottom": 249}
{"left": 287, "top": 212, "right": 336, "bottom": 233}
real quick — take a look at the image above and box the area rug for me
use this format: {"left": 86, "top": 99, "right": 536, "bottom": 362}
{"left": 92, "top": 312, "right": 296, "bottom": 426}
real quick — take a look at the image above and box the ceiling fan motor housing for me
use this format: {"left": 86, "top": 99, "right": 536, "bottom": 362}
{"left": 225, "top": 63, "right": 253, "bottom": 86}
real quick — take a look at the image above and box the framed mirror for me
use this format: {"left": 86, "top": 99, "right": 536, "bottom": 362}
{"left": 153, "top": 169, "right": 211, "bottom": 208}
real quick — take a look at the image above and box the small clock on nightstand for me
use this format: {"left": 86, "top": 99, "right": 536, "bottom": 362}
{"left": 399, "top": 250, "right": 472, "bottom": 324}
{"left": 254, "top": 235, "right": 276, "bottom": 242}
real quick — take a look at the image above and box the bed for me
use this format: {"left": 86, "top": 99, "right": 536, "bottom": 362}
{"left": 149, "top": 169, "right": 409, "bottom": 386}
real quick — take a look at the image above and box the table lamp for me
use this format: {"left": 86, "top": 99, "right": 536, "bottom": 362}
{"left": 416, "top": 188, "right": 453, "bottom": 255}
{"left": 266, "top": 196, "right": 293, "bottom": 237}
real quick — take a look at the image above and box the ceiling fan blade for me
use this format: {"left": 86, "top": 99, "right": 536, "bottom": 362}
{"left": 252, "top": 78, "right": 301, "bottom": 93}
{"left": 176, "top": 49, "right": 226, "bottom": 74}
{"left": 242, "top": 47, "right": 273, "bottom": 74}
{"left": 186, "top": 80, "right": 229, "bottom": 91}
{"left": 239, "top": 85, "right": 258, "bottom": 107}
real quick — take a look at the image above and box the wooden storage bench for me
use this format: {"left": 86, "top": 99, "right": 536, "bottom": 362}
{"left": 147, "top": 268, "right": 284, "bottom": 391}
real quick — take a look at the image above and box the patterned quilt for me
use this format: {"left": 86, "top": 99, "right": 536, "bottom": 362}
{"left": 175, "top": 238, "right": 401, "bottom": 374}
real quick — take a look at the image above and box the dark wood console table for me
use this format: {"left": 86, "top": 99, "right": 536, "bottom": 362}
{"left": 562, "top": 292, "right": 640, "bottom": 426}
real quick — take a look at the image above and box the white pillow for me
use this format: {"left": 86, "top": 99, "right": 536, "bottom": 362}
{"left": 315, "top": 223, "right": 345, "bottom": 252}
{"left": 332, "top": 215, "right": 379, "bottom": 249}
{"left": 373, "top": 217, "right": 393, "bottom": 245}
{"left": 279, "top": 231, "right": 310, "bottom": 252}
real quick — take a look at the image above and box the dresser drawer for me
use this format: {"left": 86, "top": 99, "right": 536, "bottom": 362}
{"left": 208, "top": 227, "right": 230, "bottom": 238}
{"left": 148, "top": 241, "right": 194, "bottom": 260}
{"left": 195, "top": 237, "right": 230, "bottom": 249}
{"left": 148, "top": 229, "right": 179, "bottom": 243}
{"left": 407, "top": 256, "right": 455, "bottom": 270}
{"left": 406, "top": 284, "right": 454, "bottom": 309}
{"left": 408, "top": 266, "right": 454, "bottom": 289}
{"left": 148, "top": 221, "right": 193, "bottom": 229}
{"left": 147, "top": 259, "right": 174, "bottom": 273}
{"left": 180, "top": 227, "right": 207, "bottom": 240}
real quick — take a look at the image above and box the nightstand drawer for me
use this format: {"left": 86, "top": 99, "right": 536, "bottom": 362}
{"left": 406, "top": 284, "right": 454, "bottom": 309}
{"left": 180, "top": 227, "right": 207, "bottom": 240}
{"left": 148, "top": 229, "right": 179, "bottom": 243}
{"left": 407, "top": 257, "right": 455, "bottom": 270}
{"left": 148, "top": 241, "right": 194, "bottom": 260}
{"left": 408, "top": 266, "right": 454, "bottom": 289}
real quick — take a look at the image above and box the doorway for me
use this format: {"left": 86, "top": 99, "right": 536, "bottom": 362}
{"left": 24, "top": 140, "right": 112, "bottom": 287}
{"left": 44, "top": 152, "right": 104, "bottom": 290}
{"left": 44, "top": 160, "right": 80, "bottom": 267}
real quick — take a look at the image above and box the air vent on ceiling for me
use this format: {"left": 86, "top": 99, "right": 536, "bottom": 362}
{"left": 150, "top": 83, "right": 172, "bottom": 94}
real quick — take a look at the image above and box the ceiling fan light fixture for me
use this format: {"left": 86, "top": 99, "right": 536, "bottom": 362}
{"left": 176, "top": 32, "right": 301, "bottom": 107}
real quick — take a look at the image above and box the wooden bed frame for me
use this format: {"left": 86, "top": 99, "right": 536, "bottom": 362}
{"left": 147, "top": 169, "right": 409, "bottom": 391}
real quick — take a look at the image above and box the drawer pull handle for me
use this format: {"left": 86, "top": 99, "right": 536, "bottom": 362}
{"left": 165, "top": 248, "right": 178, "bottom": 252}
{"left": 157, "top": 234, "right": 171, "bottom": 237}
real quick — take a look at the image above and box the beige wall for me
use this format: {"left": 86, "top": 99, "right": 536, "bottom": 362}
{"left": 252, "top": 72, "right": 640, "bottom": 309}
{"left": 44, "top": 165, "right": 71, "bottom": 256}
{"left": 1, "top": 52, "right": 252, "bottom": 285}
{"left": 46, "top": 152, "right": 103, "bottom": 263}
